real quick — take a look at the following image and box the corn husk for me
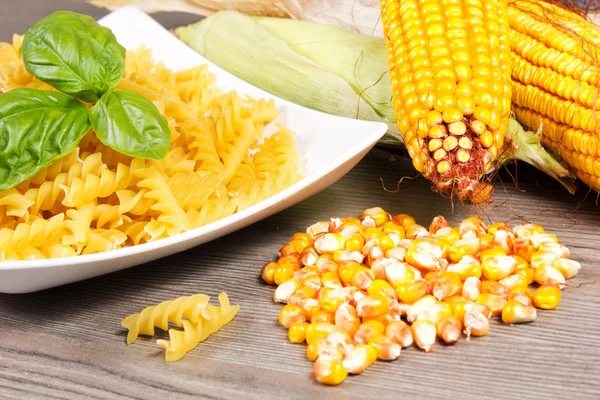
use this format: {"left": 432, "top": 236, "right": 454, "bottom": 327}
{"left": 175, "top": 11, "right": 399, "bottom": 138}
{"left": 176, "top": 12, "right": 576, "bottom": 192}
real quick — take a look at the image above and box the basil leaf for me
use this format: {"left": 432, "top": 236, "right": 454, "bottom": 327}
{"left": 0, "top": 88, "right": 91, "bottom": 191}
{"left": 21, "top": 11, "right": 126, "bottom": 103}
{"left": 90, "top": 90, "right": 170, "bottom": 160}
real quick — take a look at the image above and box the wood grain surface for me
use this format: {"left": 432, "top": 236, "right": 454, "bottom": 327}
{"left": 1, "top": 2, "right": 599, "bottom": 399}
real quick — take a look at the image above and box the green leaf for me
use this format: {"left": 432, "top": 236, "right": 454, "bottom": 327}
{"left": 0, "top": 88, "right": 91, "bottom": 191}
{"left": 90, "top": 90, "right": 171, "bottom": 160}
{"left": 21, "top": 11, "right": 126, "bottom": 103}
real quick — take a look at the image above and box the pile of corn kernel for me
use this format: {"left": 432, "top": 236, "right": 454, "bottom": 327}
{"left": 261, "top": 208, "right": 581, "bottom": 386}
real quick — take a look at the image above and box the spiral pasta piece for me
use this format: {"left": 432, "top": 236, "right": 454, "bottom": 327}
{"left": 121, "top": 294, "right": 212, "bottom": 344}
{"left": 157, "top": 292, "right": 239, "bottom": 362}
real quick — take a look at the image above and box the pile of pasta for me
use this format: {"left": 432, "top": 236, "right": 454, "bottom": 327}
{"left": 122, "top": 292, "right": 239, "bottom": 362}
{"left": 0, "top": 36, "right": 302, "bottom": 261}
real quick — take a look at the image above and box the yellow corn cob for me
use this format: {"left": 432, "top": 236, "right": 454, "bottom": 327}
{"left": 508, "top": 0, "right": 600, "bottom": 191}
{"left": 379, "top": 0, "right": 513, "bottom": 201}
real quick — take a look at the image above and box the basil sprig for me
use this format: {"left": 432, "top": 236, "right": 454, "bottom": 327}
{"left": 0, "top": 11, "right": 171, "bottom": 191}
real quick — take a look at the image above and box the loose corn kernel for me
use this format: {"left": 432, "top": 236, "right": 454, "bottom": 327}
{"left": 288, "top": 322, "right": 309, "bottom": 343}
{"left": 512, "top": 223, "right": 544, "bottom": 238}
{"left": 314, "top": 233, "right": 347, "bottom": 254}
{"left": 480, "top": 280, "right": 509, "bottom": 298}
{"left": 528, "top": 233, "right": 558, "bottom": 248}
{"left": 482, "top": 256, "right": 518, "bottom": 280}
{"left": 392, "top": 214, "right": 416, "bottom": 231}
{"left": 488, "top": 222, "right": 510, "bottom": 235}
{"left": 362, "top": 207, "right": 390, "bottom": 227}
{"left": 353, "top": 320, "right": 385, "bottom": 345}
{"left": 365, "top": 243, "right": 385, "bottom": 266}
{"left": 320, "top": 288, "right": 352, "bottom": 313}
{"left": 279, "top": 239, "right": 308, "bottom": 257}
{"left": 479, "top": 233, "right": 494, "bottom": 249}
{"left": 356, "top": 294, "right": 390, "bottom": 318}
{"left": 261, "top": 262, "right": 278, "bottom": 285}
{"left": 320, "top": 272, "right": 342, "bottom": 289}
{"left": 552, "top": 258, "right": 581, "bottom": 280}
{"left": 416, "top": 302, "right": 454, "bottom": 324}
{"left": 313, "top": 358, "right": 348, "bottom": 386}
{"left": 436, "top": 316, "right": 462, "bottom": 344}
{"left": 443, "top": 295, "right": 468, "bottom": 309}
{"left": 539, "top": 242, "right": 570, "bottom": 258}
{"left": 396, "top": 280, "right": 430, "bottom": 304}
{"left": 406, "top": 240, "right": 444, "bottom": 271}
{"left": 464, "top": 310, "right": 490, "bottom": 338}
{"left": 385, "top": 321, "right": 413, "bottom": 348}
{"left": 502, "top": 300, "right": 537, "bottom": 324}
{"left": 367, "top": 280, "right": 397, "bottom": 303}
{"left": 423, "top": 271, "right": 440, "bottom": 286}
{"left": 462, "top": 276, "right": 481, "bottom": 301}
{"left": 493, "top": 230, "right": 514, "bottom": 254}
{"left": 274, "top": 279, "right": 302, "bottom": 303}
{"left": 447, "top": 237, "right": 482, "bottom": 263}
{"left": 385, "top": 247, "right": 407, "bottom": 262}
{"left": 273, "top": 264, "right": 296, "bottom": 285}
{"left": 329, "top": 218, "right": 343, "bottom": 233}
{"left": 533, "top": 284, "right": 562, "bottom": 310}
{"left": 307, "top": 338, "right": 327, "bottom": 361}
{"left": 332, "top": 249, "right": 364, "bottom": 264}
{"left": 339, "top": 261, "right": 362, "bottom": 285}
{"left": 534, "top": 265, "right": 566, "bottom": 288}
{"left": 475, "top": 293, "right": 507, "bottom": 317}
{"left": 508, "top": 287, "right": 535, "bottom": 307}
{"left": 452, "top": 301, "right": 492, "bottom": 322}
{"left": 293, "top": 232, "right": 313, "bottom": 247}
{"left": 407, "top": 295, "right": 438, "bottom": 323}
{"left": 375, "top": 235, "right": 396, "bottom": 252}
{"left": 326, "top": 328, "right": 355, "bottom": 356}
{"left": 531, "top": 251, "right": 559, "bottom": 269}
{"left": 294, "top": 265, "right": 320, "bottom": 281}
{"left": 514, "top": 237, "right": 536, "bottom": 262}
{"left": 447, "top": 255, "right": 483, "bottom": 280}
{"left": 383, "top": 221, "right": 406, "bottom": 238}
{"left": 368, "top": 334, "right": 402, "bottom": 361}
{"left": 459, "top": 217, "right": 486, "bottom": 237}
{"left": 432, "top": 271, "right": 462, "bottom": 301}
{"left": 406, "top": 224, "right": 430, "bottom": 239}
{"left": 384, "top": 258, "right": 415, "bottom": 286}
{"left": 279, "top": 304, "right": 307, "bottom": 328}
{"left": 302, "top": 274, "right": 323, "bottom": 291}
{"left": 516, "top": 267, "right": 535, "bottom": 285}
{"left": 351, "top": 266, "right": 375, "bottom": 290}
{"left": 335, "top": 217, "right": 364, "bottom": 238}
{"left": 498, "top": 273, "right": 529, "bottom": 290}
{"left": 363, "top": 227, "right": 384, "bottom": 243}
{"left": 342, "top": 344, "right": 377, "bottom": 374}
{"left": 300, "top": 298, "right": 321, "bottom": 321}
{"left": 306, "top": 322, "right": 338, "bottom": 344}
{"left": 287, "top": 286, "right": 317, "bottom": 305}
{"left": 345, "top": 232, "right": 365, "bottom": 252}
{"left": 300, "top": 247, "right": 319, "bottom": 267}
{"left": 334, "top": 303, "right": 361, "bottom": 337}
{"left": 429, "top": 216, "right": 451, "bottom": 235}
{"left": 278, "top": 255, "right": 301, "bottom": 270}
{"left": 312, "top": 310, "right": 335, "bottom": 324}
{"left": 412, "top": 319, "right": 437, "bottom": 352}
{"left": 479, "top": 246, "right": 507, "bottom": 263}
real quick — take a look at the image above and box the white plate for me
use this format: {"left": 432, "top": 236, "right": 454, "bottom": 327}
{"left": 0, "top": 7, "right": 387, "bottom": 294}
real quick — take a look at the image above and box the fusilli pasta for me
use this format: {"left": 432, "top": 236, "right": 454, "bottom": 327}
{"left": 0, "top": 39, "right": 302, "bottom": 260}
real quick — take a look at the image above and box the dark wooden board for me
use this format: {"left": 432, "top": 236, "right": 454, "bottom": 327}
{"left": 1, "top": 2, "right": 599, "bottom": 399}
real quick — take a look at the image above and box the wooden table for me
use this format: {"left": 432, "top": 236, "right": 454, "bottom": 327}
{"left": 1, "top": 1, "right": 599, "bottom": 399}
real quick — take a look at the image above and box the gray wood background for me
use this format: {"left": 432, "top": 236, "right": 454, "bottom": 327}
{"left": 0, "top": 1, "right": 599, "bottom": 399}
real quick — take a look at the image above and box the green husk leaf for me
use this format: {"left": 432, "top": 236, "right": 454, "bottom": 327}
{"left": 175, "top": 11, "right": 398, "bottom": 136}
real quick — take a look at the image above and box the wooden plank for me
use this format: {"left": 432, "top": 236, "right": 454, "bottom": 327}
{"left": 1, "top": 2, "right": 599, "bottom": 399}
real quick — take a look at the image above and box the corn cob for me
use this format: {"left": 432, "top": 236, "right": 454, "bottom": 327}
{"left": 379, "top": 0, "right": 513, "bottom": 201}
{"left": 508, "top": 0, "right": 600, "bottom": 191}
